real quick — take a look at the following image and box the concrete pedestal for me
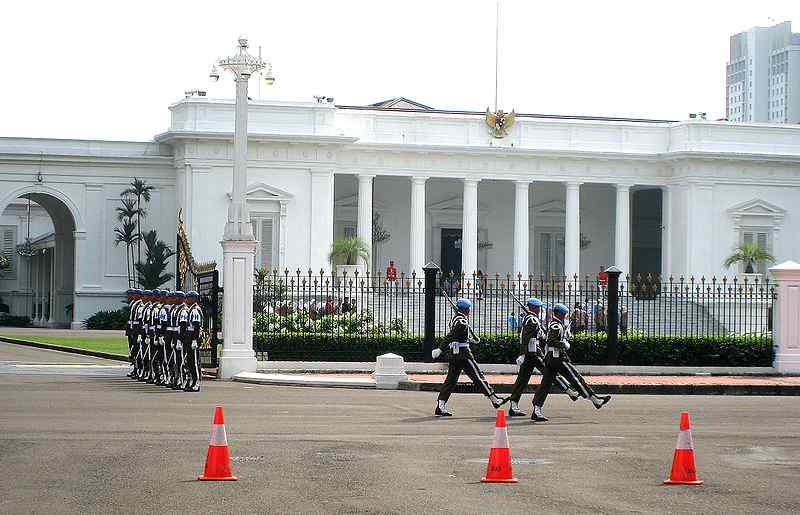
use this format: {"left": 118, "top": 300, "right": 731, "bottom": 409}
{"left": 218, "top": 238, "right": 258, "bottom": 379}
{"left": 770, "top": 261, "right": 800, "bottom": 374}
{"left": 373, "top": 353, "right": 408, "bottom": 389}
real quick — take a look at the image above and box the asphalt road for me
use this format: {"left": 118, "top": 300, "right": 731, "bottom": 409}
{"left": 1, "top": 343, "right": 799, "bottom": 514}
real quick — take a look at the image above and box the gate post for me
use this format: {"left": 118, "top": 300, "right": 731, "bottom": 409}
{"left": 605, "top": 266, "right": 622, "bottom": 365}
{"left": 769, "top": 261, "right": 800, "bottom": 374}
{"left": 422, "top": 262, "right": 440, "bottom": 360}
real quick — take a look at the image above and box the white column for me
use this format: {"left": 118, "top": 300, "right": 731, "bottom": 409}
{"left": 48, "top": 248, "right": 56, "bottom": 325}
{"left": 461, "top": 178, "right": 479, "bottom": 280}
{"left": 31, "top": 254, "right": 39, "bottom": 322}
{"left": 38, "top": 253, "right": 46, "bottom": 325}
{"left": 409, "top": 177, "right": 427, "bottom": 276}
{"left": 309, "top": 170, "right": 335, "bottom": 274}
{"left": 513, "top": 180, "right": 530, "bottom": 277}
{"left": 564, "top": 181, "right": 581, "bottom": 278}
{"left": 614, "top": 183, "right": 632, "bottom": 275}
{"left": 218, "top": 239, "right": 257, "bottom": 379}
{"left": 357, "top": 174, "right": 374, "bottom": 271}
{"left": 770, "top": 261, "right": 800, "bottom": 373}
{"left": 70, "top": 230, "right": 87, "bottom": 329}
{"left": 224, "top": 74, "right": 254, "bottom": 240}
{"left": 661, "top": 185, "right": 672, "bottom": 277}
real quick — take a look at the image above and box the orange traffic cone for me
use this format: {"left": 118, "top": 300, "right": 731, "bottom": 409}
{"left": 197, "top": 405, "right": 238, "bottom": 481}
{"left": 481, "top": 409, "right": 518, "bottom": 483}
{"left": 663, "top": 411, "right": 703, "bottom": 485}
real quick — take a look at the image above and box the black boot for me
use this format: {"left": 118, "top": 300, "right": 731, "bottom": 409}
{"left": 435, "top": 402, "right": 452, "bottom": 417}
{"left": 531, "top": 405, "right": 549, "bottom": 422}
{"left": 592, "top": 395, "right": 612, "bottom": 409}
{"left": 508, "top": 401, "right": 527, "bottom": 417}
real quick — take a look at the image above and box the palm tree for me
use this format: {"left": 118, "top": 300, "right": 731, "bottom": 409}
{"left": 113, "top": 219, "right": 140, "bottom": 287}
{"left": 135, "top": 230, "right": 176, "bottom": 289}
{"left": 724, "top": 241, "right": 776, "bottom": 274}
{"left": 328, "top": 237, "right": 370, "bottom": 266}
{"left": 121, "top": 178, "right": 155, "bottom": 267}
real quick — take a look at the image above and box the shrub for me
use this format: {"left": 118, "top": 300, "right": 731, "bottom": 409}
{"left": 0, "top": 314, "right": 32, "bottom": 327}
{"left": 84, "top": 308, "right": 130, "bottom": 330}
{"left": 252, "top": 332, "right": 772, "bottom": 366}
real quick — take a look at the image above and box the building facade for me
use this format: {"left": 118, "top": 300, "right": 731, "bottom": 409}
{"left": 1, "top": 96, "right": 799, "bottom": 328}
{"left": 727, "top": 21, "right": 800, "bottom": 124}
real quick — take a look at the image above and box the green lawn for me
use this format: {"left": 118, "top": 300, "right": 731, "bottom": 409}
{"left": 0, "top": 335, "right": 128, "bottom": 356}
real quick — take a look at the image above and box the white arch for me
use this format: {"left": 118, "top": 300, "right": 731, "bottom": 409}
{"left": 0, "top": 183, "right": 85, "bottom": 232}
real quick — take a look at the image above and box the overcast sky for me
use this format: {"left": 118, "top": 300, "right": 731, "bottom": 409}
{"left": 1, "top": 0, "right": 798, "bottom": 141}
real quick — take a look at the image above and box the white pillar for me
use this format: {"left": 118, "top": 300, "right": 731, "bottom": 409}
{"left": 614, "top": 183, "right": 632, "bottom": 275}
{"left": 770, "top": 261, "right": 800, "bottom": 374}
{"left": 37, "top": 253, "right": 45, "bottom": 325}
{"left": 224, "top": 74, "right": 254, "bottom": 240}
{"left": 461, "top": 178, "right": 479, "bottom": 279}
{"left": 31, "top": 254, "right": 39, "bottom": 322}
{"left": 309, "top": 170, "right": 335, "bottom": 274}
{"left": 409, "top": 177, "right": 427, "bottom": 277}
{"left": 218, "top": 239, "right": 258, "bottom": 379}
{"left": 513, "top": 180, "right": 530, "bottom": 277}
{"left": 48, "top": 248, "right": 56, "bottom": 325}
{"left": 564, "top": 181, "right": 581, "bottom": 278}
{"left": 70, "top": 230, "right": 88, "bottom": 329}
{"left": 661, "top": 185, "right": 672, "bottom": 277}
{"left": 357, "top": 174, "right": 374, "bottom": 271}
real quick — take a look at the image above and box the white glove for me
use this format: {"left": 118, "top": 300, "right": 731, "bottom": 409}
{"left": 516, "top": 355, "right": 525, "bottom": 366}
{"left": 563, "top": 341, "right": 570, "bottom": 351}
{"left": 431, "top": 348, "right": 442, "bottom": 359}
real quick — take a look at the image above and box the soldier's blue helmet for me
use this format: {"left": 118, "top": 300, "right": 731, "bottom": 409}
{"left": 455, "top": 298, "right": 472, "bottom": 312}
{"left": 142, "top": 290, "right": 154, "bottom": 296}
{"left": 156, "top": 289, "right": 167, "bottom": 297}
{"left": 526, "top": 297, "right": 543, "bottom": 308}
{"left": 174, "top": 291, "right": 186, "bottom": 298}
{"left": 553, "top": 303, "right": 569, "bottom": 315}
{"left": 187, "top": 291, "right": 200, "bottom": 299}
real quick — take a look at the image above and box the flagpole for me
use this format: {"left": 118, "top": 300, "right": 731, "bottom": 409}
{"left": 494, "top": 0, "right": 499, "bottom": 112}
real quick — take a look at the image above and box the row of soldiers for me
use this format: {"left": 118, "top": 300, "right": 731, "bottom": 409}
{"left": 125, "top": 289, "right": 204, "bottom": 392}
{"left": 433, "top": 297, "right": 611, "bottom": 420}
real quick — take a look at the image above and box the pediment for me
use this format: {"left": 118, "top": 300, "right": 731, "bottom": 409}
{"left": 728, "top": 198, "right": 785, "bottom": 229}
{"left": 334, "top": 194, "right": 386, "bottom": 210}
{"left": 428, "top": 196, "right": 489, "bottom": 212}
{"left": 227, "top": 183, "right": 294, "bottom": 202}
{"left": 727, "top": 198, "right": 785, "bottom": 217}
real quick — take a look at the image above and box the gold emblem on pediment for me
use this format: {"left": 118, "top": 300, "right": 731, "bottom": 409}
{"left": 485, "top": 107, "right": 516, "bottom": 138}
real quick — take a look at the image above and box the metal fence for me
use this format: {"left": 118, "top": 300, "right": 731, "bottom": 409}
{"left": 252, "top": 269, "right": 774, "bottom": 356}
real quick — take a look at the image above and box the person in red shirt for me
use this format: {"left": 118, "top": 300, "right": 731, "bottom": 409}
{"left": 386, "top": 260, "right": 398, "bottom": 292}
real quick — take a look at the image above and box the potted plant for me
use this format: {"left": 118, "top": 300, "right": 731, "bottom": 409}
{"left": 723, "top": 241, "right": 775, "bottom": 279}
{"left": 329, "top": 237, "right": 370, "bottom": 279}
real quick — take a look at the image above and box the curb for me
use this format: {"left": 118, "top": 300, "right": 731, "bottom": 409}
{"left": 0, "top": 336, "right": 130, "bottom": 363}
{"left": 397, "top": 381, "right": 800, "bottom": 396}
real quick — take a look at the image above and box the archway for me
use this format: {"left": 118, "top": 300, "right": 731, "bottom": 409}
{"left": 0, "top": 191, "right": 78, "bottom": 328}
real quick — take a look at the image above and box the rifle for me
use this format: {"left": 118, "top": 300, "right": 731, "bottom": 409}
{"left": 439, "top": 288, "right": 481, "bottom": 343}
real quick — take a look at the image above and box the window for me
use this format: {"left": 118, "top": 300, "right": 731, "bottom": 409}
{"left": 343, "top": 226, "right": 356, "bottom": 239}
{"left": 742, "top": 231, "right": 771, "bottom": 275}
{"left": 0, "top": 226, "right": 17, "bottom": 280}
{"left": 253, "top": 216, "right": 279, "bottom": 271}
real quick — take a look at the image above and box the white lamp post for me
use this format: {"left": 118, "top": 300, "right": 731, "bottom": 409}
{"left": 211, "top": 37, "right": 275, "bottom": 379}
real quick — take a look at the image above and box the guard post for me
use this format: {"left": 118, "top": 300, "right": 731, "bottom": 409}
{"left": 422, "top": 262, "right": 440, "bottom": 360}
{"left": 605, "top": 266, "right": 622, "bottom": 365}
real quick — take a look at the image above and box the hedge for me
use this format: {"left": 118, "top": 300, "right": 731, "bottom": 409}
{"left": 0, "top": 314, "right": 32, "bottom": 327}
{"left": 84, "top": 308, "right": 130, "bottom": 330}
{"left": 253, "top": 332, "right": 773, "bottom": 367}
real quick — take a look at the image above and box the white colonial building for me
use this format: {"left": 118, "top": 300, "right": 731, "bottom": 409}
{"left": 1, "top": 95, "right": 799, "bottom": 328}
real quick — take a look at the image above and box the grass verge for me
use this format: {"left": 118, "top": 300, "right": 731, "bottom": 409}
{"left": 0, "top": 334, "right": 128, "bottom": 356}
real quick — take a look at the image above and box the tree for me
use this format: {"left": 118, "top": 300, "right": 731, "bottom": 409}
{"left": 371, "top": 212, "right": 391, "bottom": 274}
{"left": 724, "top": 241, "right": 776, "bottom": 274}
{"left": 121, "top": 178, "right": 155, "bottom": 267}
{"left": 113, "top": 219, "right": 140, "bottom": 288}
{"left": 114, "top": 196, "right": 142, "bottom": 287}
{"left": 135, "top": 230, "right": 176, "bottom": 289}
{"left": 328, "top": 237, "right": 370, "bottom": 266}
{"left": 0, "top": 255, "right": 10, "bottom": 278}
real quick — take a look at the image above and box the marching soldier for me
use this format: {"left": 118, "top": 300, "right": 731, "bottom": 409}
{"left": 531, "top": 303, "right": 611, "bottom": 422}
{"left": 506, "top": 298, "right": 580, "bottom": 417}
{"left": 125, "top": 289, "right": 142, "bottom": 379}
{"left": 432, "top": 298, "right": 504, "bottom": 416}
{"left": 149, "top": 290, "right": 167, "bottom": 385}
{"left": 180, "top": 291, "right": 203, "bottom": 392}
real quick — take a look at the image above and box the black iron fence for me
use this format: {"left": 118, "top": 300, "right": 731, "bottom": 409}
{"left": 252, "top": 268, "right": 775, "bottom": 362}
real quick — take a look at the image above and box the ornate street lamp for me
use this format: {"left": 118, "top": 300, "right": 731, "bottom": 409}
{"left": 210, "top": 36, "right": 275, "bottom": 240}
{"left": 209, "top": 37, "right": 275, "bottom": 379}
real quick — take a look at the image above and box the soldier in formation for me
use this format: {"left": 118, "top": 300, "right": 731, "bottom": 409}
{"left": 431, "top": 297, "right": 505, "bottom": 416}
{"left": 126, "top": 289, "right": 204, "bottom": 392}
